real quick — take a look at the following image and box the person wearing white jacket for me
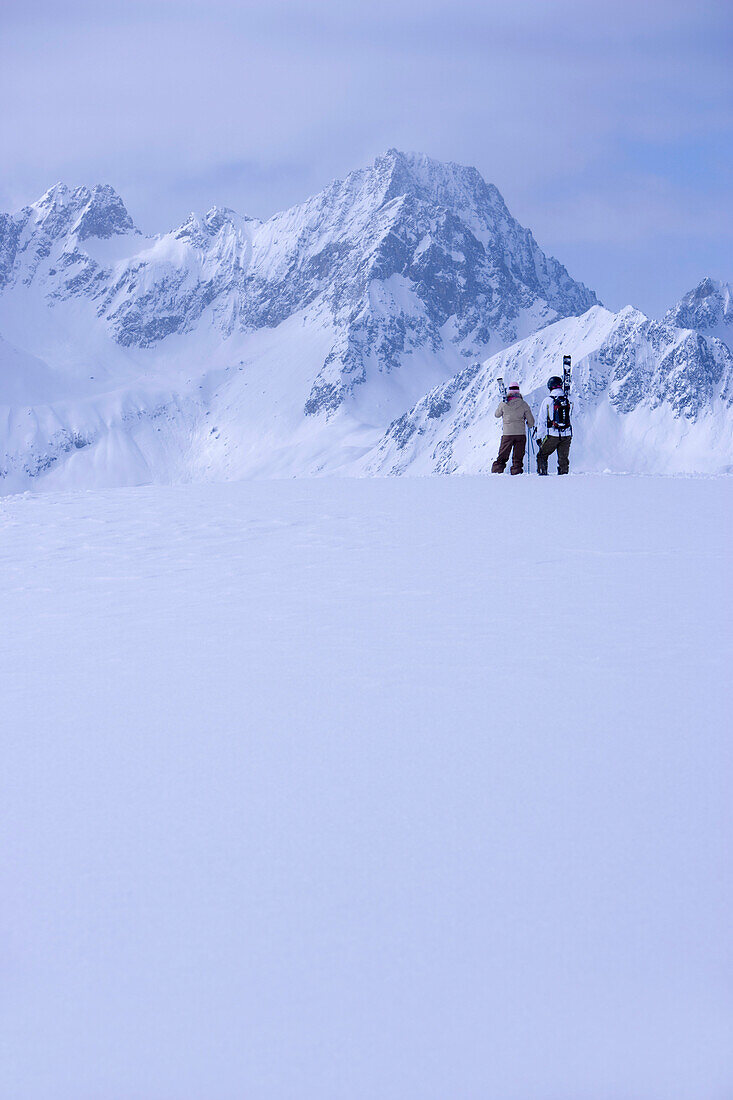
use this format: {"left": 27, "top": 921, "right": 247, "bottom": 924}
{"left": 536, "top": 376, "right": 572, "bottom": 475}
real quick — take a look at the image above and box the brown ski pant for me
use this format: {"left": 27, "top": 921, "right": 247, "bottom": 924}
{"left": 537, "top": 435, "right": 571, "bottom": 475}
{"left": 492, "top": 434, "right": 526, "bottom": 475}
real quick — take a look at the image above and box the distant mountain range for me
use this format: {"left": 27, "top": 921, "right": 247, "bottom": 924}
{"left": 0, "top": 151, "right": 730, "bottom": 490}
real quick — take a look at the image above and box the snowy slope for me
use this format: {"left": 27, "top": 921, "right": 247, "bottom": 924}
{"left": 366, "top": 304, "right": 733, "bottom": 475}
{"left": 0, "top": 334, "right": 70, "bottom": 404}
{"left": 2, "top": 476, "right": 731, "bottom": 1099}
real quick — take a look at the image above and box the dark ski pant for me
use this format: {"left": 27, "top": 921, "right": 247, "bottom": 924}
{"left": 537, "top": 435, "right": 571, "bottom": 475}
{"left": 492, "top": 434, "right": 526, "bottom": 475}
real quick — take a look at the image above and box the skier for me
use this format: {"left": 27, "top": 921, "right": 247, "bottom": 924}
{"left": 536, "top": 376, "right": 572, "bottom": 475}
{"left": 492, "top": 384, "right": 535, "bottom": 474}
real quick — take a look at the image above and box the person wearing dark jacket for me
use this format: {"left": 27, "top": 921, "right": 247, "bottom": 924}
{"left": 492, "top": 384, "right": 535, "bottom": 474}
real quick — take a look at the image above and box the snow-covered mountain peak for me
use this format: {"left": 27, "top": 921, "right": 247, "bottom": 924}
{"left": 26, "top": 181, "right": 137, "bottom": 242}
{"left": 615, "top": 304, "right": 646, "bottom": 323}
{"left": 72, "top": 184, "right": 137, "bottom": 241}
{"left": 0, "top": 182, "right": 136, "bottom": 294}
{"left": 34, "top": 180, "right": 72, "bottom": 210}
{"left": 176, "top": 204, "right": 253, "bottom": 235}
{"left": 665, "top": 277, "right": 732, "bottom": 347}
{"left": 204, "top": 206, "right": 254, "bottom": 233}
{"left": 172, "top": 206, "right": 253, "bottom": 251}
{"left": 373, "top": 148, "right": 505, "bottom": 217}
{"left": 310, "top": 149, "right": 526, "bottom": 250}
{"left": 676, "top": 276, "right": 730, "bottom": 306}
{"left": 23, "top": 182, "right": 89, "bottom": 243}
{"left": 242, "top": 150, "right": 599, "bottom": 416}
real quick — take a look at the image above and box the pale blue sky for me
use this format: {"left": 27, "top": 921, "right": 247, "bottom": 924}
{"left": 1, "top": 0, "right": 731, "bottom": 314}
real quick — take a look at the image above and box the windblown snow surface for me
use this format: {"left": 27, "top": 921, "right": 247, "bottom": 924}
{"left": 2, "top": 475, "right": 732, "bottom": 1099}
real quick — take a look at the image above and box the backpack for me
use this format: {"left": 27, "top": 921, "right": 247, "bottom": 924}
{"left": 549, "top": 394, "right": 571, "bottom": 432}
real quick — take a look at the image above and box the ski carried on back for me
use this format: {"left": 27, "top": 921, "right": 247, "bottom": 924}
{"left": 497, "top": 376, "right": 508, "bottom": 401}
{"left": 550, "top": 359, "right": 572, "bottom": 433}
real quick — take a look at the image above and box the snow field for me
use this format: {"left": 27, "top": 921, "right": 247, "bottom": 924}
{"left": 1, "top": 474, "right": 731, "bottom": 1099}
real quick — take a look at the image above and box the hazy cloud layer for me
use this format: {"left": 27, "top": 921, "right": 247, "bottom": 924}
{"left": 1, "top": 0, "right": 731, "bottom": 313}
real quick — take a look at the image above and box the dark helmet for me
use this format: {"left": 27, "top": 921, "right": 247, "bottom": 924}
{"left": 547, "top": 376, "right": 563, "bottom": 390}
